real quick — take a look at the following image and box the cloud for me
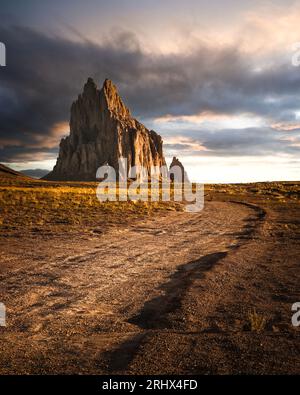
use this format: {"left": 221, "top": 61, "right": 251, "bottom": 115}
{"left": 271, "top": 122, "right": 300, "bottom": 132}
{"left": 161, "top": 126, "right": 300, "bottom": 158}
{"left": 164, "top": 136, "right": 209, "bottom": 154}
{"left": 0, "top": 23, "right": 300, "bottom": 164}
{"left": 0, "top": 146, "right": 57, "bottom": 163}
{"left": 28, "top": 122, "right": 70, "bottom": 149}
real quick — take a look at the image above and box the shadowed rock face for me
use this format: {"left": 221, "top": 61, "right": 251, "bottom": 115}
{"left": 44, "top": 78, "right": 166, "bottom": 181}
{"left": 169, "top": 157, "right": 190, "bottom": 183}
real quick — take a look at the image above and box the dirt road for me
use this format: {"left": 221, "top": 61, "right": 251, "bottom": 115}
{"left": 0, "top": 200, "right": 299, "bottom": 374}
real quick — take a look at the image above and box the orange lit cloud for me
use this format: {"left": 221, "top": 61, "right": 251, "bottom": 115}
{"left": 271, "top": 122, "right": 300, "bottom": 132}
{"left": 28, "top": 121, "right": 69, "bottom": 149}
{"left": 154, "top": 3, "right": 300, "bottom": 57}
{"left": 163, "top": 136, "right": 209, "bottom": 152}
{"left": 0, "top": 138, "right": 23, "bottom": 148}
{"left": 154, "top": 111, "right": 231, "bottom": 124}
{"left": 154, "top": 111, "right": 266, "bottom": 130}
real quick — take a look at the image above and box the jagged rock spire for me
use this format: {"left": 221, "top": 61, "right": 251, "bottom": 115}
{"left": 101, "top": 79, "right": 131, "bottom": 118}
{"left": 169, "top": 156, "right": 190, "bottom": 183}
{"left": 44, "top": 78, "right": 166, "bottom": 181}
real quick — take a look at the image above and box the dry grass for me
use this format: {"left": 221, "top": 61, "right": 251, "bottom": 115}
{"left": 1, "top": 174, "right": 299, "bottom": 235}
{"left": 0, "top": 176, "right": 183, "bottom": 234}
{"left": 205, "top": 181, "right": 300, "bottom": 204}
{"left": 248, "top": 308, "right": 267, "bottom": 333}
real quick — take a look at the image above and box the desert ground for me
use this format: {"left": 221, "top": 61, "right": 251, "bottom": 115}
{"left": 0, "top": 169, "right": 299, "bottom": 374}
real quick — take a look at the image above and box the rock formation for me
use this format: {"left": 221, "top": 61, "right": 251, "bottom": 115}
{"left": 44, "top": 78, "right": 166, "bottom": 181}
{"left": 169, "top": 156, "right": 190, "bottom": 183}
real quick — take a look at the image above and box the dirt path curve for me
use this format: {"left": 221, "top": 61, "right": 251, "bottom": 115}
{"left": 0, "top": 201, "right": 273, "bottom": 373}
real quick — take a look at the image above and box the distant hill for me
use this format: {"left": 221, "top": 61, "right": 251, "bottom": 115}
{"left": 0, "top": 164, "right": 30, "bottom": 178}
{"left": 20, "top": 169, "right": 50, "bottom": 179}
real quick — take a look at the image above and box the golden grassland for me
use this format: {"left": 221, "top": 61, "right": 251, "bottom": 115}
{"left": 0, "top": 174, "right": 299, "bottom": 235}
{"left": 0, "top": 176, "right": 183, "bottom": 234}
{"left": 205, "top": 181, "right": 300, "bottom": 203}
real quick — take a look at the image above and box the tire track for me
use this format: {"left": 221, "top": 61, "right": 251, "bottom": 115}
{"left": 0, "top": 201, "right": 260, "bottom": 373}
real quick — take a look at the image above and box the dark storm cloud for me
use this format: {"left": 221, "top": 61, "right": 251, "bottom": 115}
{"left": 0, "top": 145, "right": 58, "bottom": 162}
{"left": 1, "top": 24, "right": 300, "bottom": 162}
{"left": 163, "top": 127, "right": 300, "bottom": 157}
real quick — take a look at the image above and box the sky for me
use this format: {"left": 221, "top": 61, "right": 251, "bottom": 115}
{"left": 0, "top": 0, "right": 300, "bottom": 182}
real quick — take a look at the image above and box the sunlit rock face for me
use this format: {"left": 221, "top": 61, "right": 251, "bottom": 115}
{"left": 45, "top": 78, "right": 166, "bottom": 181}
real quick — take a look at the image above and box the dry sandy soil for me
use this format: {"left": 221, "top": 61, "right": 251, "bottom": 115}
{"left": 0, "top": 177, "right": 299, "bottom": 374}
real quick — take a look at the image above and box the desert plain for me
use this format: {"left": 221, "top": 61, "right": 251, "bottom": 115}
{"left": 0, "top": 166, "right": 299, "bottom": 374}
